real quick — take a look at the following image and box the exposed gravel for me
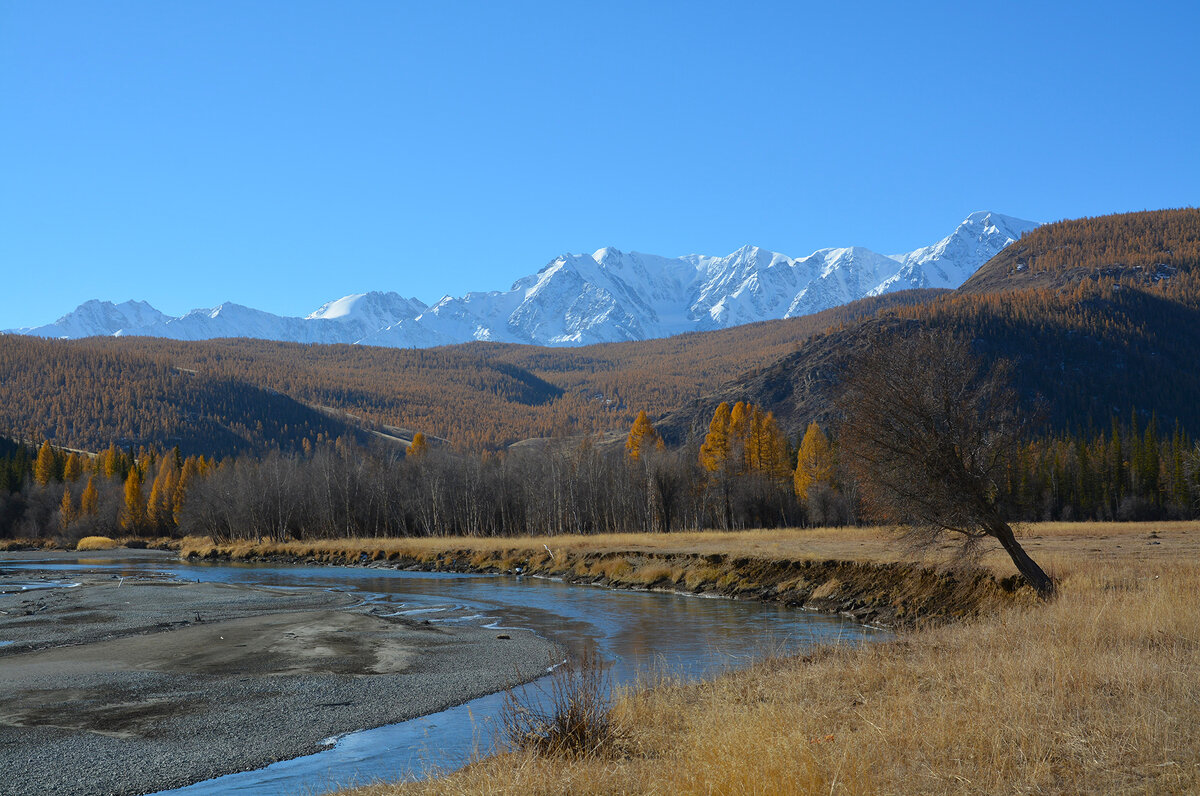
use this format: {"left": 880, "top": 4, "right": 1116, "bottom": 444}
{"left": 0, "top": 553, "right": 557, "bottom": 796}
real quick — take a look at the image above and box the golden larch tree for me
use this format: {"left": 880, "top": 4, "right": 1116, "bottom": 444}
{"left": 794, "top": 421, "right": 835, "bottom": 500}
{"left": 147, "top": 458, "right": 178, "bottom": 533}
{"left": 728, "top": 401, "right": 751, "bottom": 468}
{"left": 34, "top": 441, "right": 56, "bottom": 486}
{"left": 63, "top": 452, "right": 83, "bottom": 482}
{"left": 699, "top": 402, "right": 732, "bottom": 472}
{"left": 174, "top": 457, "right": 200, "bottom": 524}
{"left": 80, "top": 476, "right": 99, "bottom": 517}
{"left": 750, "top": 408, "right": 791, "bottom": 482}
{"left": 408, "top": 432, "right": 429, "bottom": 459}
{"left": 101, "top": 444, "right": 123, "bottom": 480}
{"left": 121, "top": 467, "right": 146, "bottom": 534}
{"left": 625, "top": 410, "right": 663, "bottom": 461}
{"left": 60, "top": 486, "right": 74, "bottom": 531}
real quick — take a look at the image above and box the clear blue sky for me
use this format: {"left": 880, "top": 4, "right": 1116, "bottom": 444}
{"left": 2, "top": 1, "right": 1198, "bottom": 327}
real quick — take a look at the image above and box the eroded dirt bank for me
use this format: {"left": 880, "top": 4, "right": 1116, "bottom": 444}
{"left": 186, "top": 543, "right": 1029, "bottom": 627}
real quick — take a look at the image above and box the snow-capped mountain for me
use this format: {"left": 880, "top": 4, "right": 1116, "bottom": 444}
{"left": 10, "top": 211, "right": 1038, "bottom": 348}
{"left": 34, "top": 299, "right": 172, "bottom": 339}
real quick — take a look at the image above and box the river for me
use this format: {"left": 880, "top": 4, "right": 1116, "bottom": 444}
{"left": 5, "top": 555, "right": 885, "bottom": 795}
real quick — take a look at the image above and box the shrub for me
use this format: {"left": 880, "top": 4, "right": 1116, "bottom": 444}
{"left": 76, "top": 535, "right": 118, "bottom": 551}
{"left": 501, "top": 648, "right": 618, "bottom": 758}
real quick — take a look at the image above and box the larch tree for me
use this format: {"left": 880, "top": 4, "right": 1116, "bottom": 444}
{"left": 80, "top": 475, "right": 99, "bottom": 517}
{"left": 747, "top": 407, "right": 791, "bottom": 481}
{"left": 699, "top": 402, "right": 732, "bottom": 472}
{"left": 101, "top": 444, "right": 123, "bottom": 480}
{"left": 63, "top": 452, "right": 83, "bottom": 482}
{"left": 121, "top": 467, "right": 146, "bottom": 534}
{"left": 625, "top": 410, "right": 662, "bottom": 462}
{"left": 794, "top": 422, "right": 835, "bottom": 500}
{"left": 147, "top": 458, "right": 178, "bottom": 533}
{"left": 60, "top": 486, "right": 74, "bottom": 531}
{"left": 728, "top": 401, "right": 751, "bottom": 468}
{"left": 174, "top": 457, "right": 200, "bottom": 524}
{"left": 34, "top": 441, "right": 56, "bottom": 486}
{"left": 408, "top": 432, "right": 429, "bottom": 459}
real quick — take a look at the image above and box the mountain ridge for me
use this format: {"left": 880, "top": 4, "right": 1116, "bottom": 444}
{"left": 656, "top": 208, "right": 1200, "bottom": 444}
{"left": 11, "top": 211, "right": 1037, "bottom": 347}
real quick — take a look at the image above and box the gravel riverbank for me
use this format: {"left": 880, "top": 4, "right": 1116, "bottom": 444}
{"left": 0, "top": 551, "right": 557, "bottom": 796}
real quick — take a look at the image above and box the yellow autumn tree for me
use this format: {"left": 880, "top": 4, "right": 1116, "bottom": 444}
{"left": 174, "top": 457, "right": 200, "bottom": 524}
{"left": 728, "top": 401, "right": 751, "bottom": 468}
{"left": 794, "top": 421, "right": 836, "bottom": 500}
{"left": 80, "top": 476, "right": 99, "bottom": 517}
{"left": 408, "top": 432, "right": 429, "bottom": 459}
{"left": 699, "top": 402, "right": 732, "bottom": 472}
{"left": 60, "top": 486, "right": 74, "bottom": 531}
{"left": 63, "top": 452, "right": 83, "bottom": 482}
{"left": 34, "top": 441, "right": 56, "bottom": 486}
{"left": 147, "top": 458, "right": 178, "bottom": 533}
{"left": 121, "top": 467, "right": 146, "bottom": 533}
{"left": 625, "top": 410, "right": 663, "bottom": 461}
{"left": 748, "top": 408, "right": 791, "bottom": 481}
{"left": 100, "top": 444, "right": 123, "bottom": 480}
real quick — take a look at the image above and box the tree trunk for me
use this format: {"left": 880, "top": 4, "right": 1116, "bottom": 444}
{"left": 991, "top": 522, "right": 1056, "bottom": 599}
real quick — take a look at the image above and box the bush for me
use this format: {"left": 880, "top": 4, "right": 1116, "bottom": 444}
{"left": 76, "top": 535, "right": 118, "bottom": 551}
{"left": 501, "top": 648, "right": 618, "bottom": 758}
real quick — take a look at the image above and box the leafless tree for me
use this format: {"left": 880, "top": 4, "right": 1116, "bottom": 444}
{"left": 838, "top": 328, "right": 1055, "bottom": 598}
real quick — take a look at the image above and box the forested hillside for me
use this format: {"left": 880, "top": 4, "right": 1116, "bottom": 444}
{"left": 659, "top": 209, "right": 1200, "bottom": 443}
{"left": 0, "top": 289, "right": 941, "bottom": 454}
{"left": 0, "top": 336, "right": 364, "bottom": 456}
{"left": 959, "top": 207, "right": 1200, "bottom": 294}
{"left": 4, "top": 209, "right": 1197, "bottom": 458}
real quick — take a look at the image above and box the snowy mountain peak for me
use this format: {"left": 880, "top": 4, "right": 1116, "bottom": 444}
{"left": 306, "top": 291, "right": 427, "bottom": 323}
{"left": 10, "top": 211, "right": 1038, "bottom": 348}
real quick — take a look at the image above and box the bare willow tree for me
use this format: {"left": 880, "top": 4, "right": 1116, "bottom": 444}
{"left": 838, "top": 328, "right": 1055, "bottom": 598}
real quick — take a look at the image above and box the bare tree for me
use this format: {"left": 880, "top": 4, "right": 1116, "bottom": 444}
{"left": 838, "top": 328, "right": 1055, "bottom": 598}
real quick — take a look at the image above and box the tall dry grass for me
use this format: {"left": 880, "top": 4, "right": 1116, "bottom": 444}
{"left": 338, "top": 553, "right": 1200, "bottom": 795}
{"left": 75, "top": 535, "right": 118, "bottom": 551}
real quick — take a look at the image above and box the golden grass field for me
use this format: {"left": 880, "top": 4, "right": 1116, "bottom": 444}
{"left": 297, "top": 522, "right": 1200, "bottom": 796}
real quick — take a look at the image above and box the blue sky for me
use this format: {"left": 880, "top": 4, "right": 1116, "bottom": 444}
{"left": 2, "top": 1, "right": 1198, "bottom": 327}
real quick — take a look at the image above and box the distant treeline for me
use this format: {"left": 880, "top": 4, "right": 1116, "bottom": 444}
{"left": 2, "top": 407, "right": 1197, "bottom": 543}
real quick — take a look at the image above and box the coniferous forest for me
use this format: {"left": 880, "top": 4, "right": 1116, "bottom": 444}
{"left": 2, "top": 404, "right": 1197, "bottom": 544}
{"left": 3, "top": 209, "right": 1200, "bottom": 543}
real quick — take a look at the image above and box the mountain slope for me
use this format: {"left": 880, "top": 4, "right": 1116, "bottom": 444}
{"left": 0, "top": 335, "right": 370, "bottom": 457}
{"left": 0, "top": 289, "right": 945, "bottom": 453}
{"left": 657, "top": 209, "right": 1200, "bottom": 444}
{"left": 12, "top": 212, "right": 1036, "bottom": 346}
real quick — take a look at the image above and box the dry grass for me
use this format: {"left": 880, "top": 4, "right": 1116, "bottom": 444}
{"left": 0, "top": 538, "right": 57, "bottom": 551}
{"left": 324, "top": 523, "right": 1200, "bottom": 795}
{"left": 338, "top": 555, "right": 1200, "bottom": 796}
{"left": 74, "top": 535, "right": 119, "bottom": 551}
{"left": 181, "top": 521, "right": 1200, "bottom": 579}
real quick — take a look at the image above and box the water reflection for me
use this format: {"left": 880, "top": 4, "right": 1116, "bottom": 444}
{"left": 6, "top": 555, "right": 885, "bottom": 794}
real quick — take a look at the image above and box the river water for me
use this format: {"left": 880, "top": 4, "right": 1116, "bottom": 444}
{"left": 6, "top": 556, "right": 885, "bottom": 795}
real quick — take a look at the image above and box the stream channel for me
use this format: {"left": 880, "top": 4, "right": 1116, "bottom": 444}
{"left": 9, "top": 555, "right": 886, "bottom": 794}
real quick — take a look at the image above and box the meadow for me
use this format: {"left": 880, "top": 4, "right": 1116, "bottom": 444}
{"left": 310, "top": 522, "right": 1200, "bottom": 795}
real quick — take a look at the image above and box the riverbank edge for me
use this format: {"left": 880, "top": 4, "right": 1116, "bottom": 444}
{"left": 0, "top": 554, "right": 561, "bottom": 796}
{"left": 180, "top": 540, "right": 1031, "bottom": 627}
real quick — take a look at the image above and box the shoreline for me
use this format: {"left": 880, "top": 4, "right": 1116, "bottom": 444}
{"left": 184, "top": 543, "right": 1026, "bottom": 627}
{"left": 0, "top": 552, "right": 557, "bottom": 796}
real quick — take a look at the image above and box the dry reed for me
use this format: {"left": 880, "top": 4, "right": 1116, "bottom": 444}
{"left": 75, "top": 535, "right": 118, "bottom": 551}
